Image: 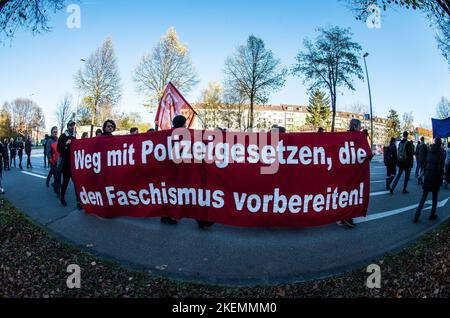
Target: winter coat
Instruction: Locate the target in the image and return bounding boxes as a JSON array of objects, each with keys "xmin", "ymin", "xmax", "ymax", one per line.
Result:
[
  {"xmin": 423, "ymin": 144, "xmax": 445, "ymax": 192},
  {"xmin": 57, "ymin": 131, "xmax": 76, "ymax": 172},
  {"xmin": 384, "ymin": 143, "xmax": 397, "ymax": 166},
  {"xmin": 418, "ymin": 143, "xmax": 429, "ymax": 165},
  {"xmin": 25, "ymin": 140, "xmax": 32, "ymax": 155},
  {"xmin": 46, "ymin": 136, "xmax": 59, "ymax": 165},
  {"xmin": 397, "ymin": 139, "xmax": 414, "ymax": 169}
]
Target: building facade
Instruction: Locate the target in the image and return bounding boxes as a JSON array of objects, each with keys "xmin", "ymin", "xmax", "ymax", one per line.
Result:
[{"xmin": 193, "ymin": 103, "xmax": 390, "ymax": 146}]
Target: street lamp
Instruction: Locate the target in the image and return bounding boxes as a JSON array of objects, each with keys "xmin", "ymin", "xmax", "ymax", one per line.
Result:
[{"xmin": 363, "ymin": 52, "xmax": 374, "ymax": 150}]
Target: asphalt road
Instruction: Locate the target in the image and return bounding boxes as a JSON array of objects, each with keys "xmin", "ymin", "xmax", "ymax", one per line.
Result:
[{"xmin": 3, "ymin": 149, "xmax": 450, "ymax": 286}]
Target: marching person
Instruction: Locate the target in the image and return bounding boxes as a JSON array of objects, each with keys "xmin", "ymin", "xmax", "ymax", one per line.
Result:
[
  {"xmin": 43, "ymin": 134, "xmax": 49, "ymax": 169},
  {"xmin": 95, "ymin": 128, "xmax": 103, "ymax": 137},
  {"xmin": 2, "ymin": 138, "xmax": 9, "ymax": 171},
  {"xmin": 0, "ymin": 140, "xmax": 5, "ymax": 194},
  {"xmin": 57, "ymin": 120, "xmax": 81, "ymax": 208},
  {"xmin": 415, "ymin": 140, "xmax": 421, "ymax": 177},
  {"xmin": 81, "ymin": 132, "xmax": 89, "ymax": 139},
  {"xmin": 413, "ymin": 138, "xmax": 445, "ymax": 223},
  {"xmin": 46, "ymin": 126, "xmax": 61, "ymax": 194},
  {"xmin": 390, "ymin": 131, "xmax": 414, "ymax": 194},
  {"xmin": 130, "ymin": 127, "xmax": 139, "ymax": 135},
  {"xmin": 160, "ymin": 116, "xmax": 185, "ymax": 225},
  {"xmin": 25, "ymin": 135, "xmax": 33, "ymax": 169},
  {"xmin": 417, "ymin": 136, "xmax": 429, "ymax": 185},
  {"xmin": 102, "ymin": 120, "xmax": 116, "ymax": 136},
  {"xmin": 17, "ymin": 137, "xmax": 24, "ymax": 170},
  {"xmin": 444, "ymin": 142, "xmax": 450, "ymax": 190},
  {"xmin": 9, "ymin": 138, "xmax": 16, "ymax": 168},
  {"xmin": 384, "ymin": 137, "xmax": 397, "ymax": 191},
  {"xmin": 337, "ymin": 118, "xmax": 372, "ymax": 229}
]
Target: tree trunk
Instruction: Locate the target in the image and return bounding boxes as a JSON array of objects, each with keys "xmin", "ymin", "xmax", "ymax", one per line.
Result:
[{"xmin": 249, "ymin": 95, "xmax": 254, "ymax": 130}]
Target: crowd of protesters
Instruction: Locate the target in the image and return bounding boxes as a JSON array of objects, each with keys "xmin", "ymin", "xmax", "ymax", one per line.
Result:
[
  {"xmin": 383, "ymin": 131, "xmax": 450, "ymax": 223},
  {"xmin": 1, "ymin": 115, "xmax": 449, "ymax": 229}
]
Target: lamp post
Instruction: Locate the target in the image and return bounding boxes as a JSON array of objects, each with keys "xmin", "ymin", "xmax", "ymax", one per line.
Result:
[{"xmin": 363, "ymin": 53, "xmax": 374, "ymax": 150}]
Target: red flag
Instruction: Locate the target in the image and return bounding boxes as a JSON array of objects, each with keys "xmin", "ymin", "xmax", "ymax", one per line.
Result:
[{"xmin": 155, "ymin": 82, "xmax": 196, "ymax": 130}]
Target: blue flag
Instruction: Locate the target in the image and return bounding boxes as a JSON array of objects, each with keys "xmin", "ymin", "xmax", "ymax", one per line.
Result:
[{"xmin": 432, "ymin": 117, "xmax": 450, "ymax": 138}]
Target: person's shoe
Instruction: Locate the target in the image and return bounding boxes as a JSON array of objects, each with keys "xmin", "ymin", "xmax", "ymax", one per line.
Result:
[
  {"xmin": 413, "ymin": 213, "xmax": 420, "ymax": 223},
  {"xmin": 0, "ymin": 188, "xmax": 5, "ymax": 194},
  {"xmin": 390, "ymin": 188, "xmax": 394, "ymax": 195},
  {"xmin": 429, "ymin": 214, "xmax": 438, "ymax": 221},
  {"xmin": 76, "ymin": 202, "xmax": 83, "ymax": 210},
  {"xmin": 61, "ymin": 198, "xmax": 67, "ymax": 207},
  {"xmin": 197, "ymin": 220, "xmax": 215, "ymax": 229},
  {"xmin": 161, "ymin": 217, "xmax": 178, "ymax": 225},
  {"xmin": 342, "ymin": 219, "xmax": 356, "ymax": 229},
  {"xmin": 402, "ymin": 190, "xmax": 409, "ymax": 194},
  {"xmin": 46, "ymin": 180, "xmax": 50, "ymax": 187}
]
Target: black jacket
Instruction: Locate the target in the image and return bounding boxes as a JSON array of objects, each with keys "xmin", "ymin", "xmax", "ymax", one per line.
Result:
[
  {"xmin": 384, "ymin": 143, "xmax": 397, "ymax": 166},
  {"xmin": 418, "ymin": 143, "xmax": 429, "ymax": 164},
  {"xmin": 57, "ymin": 131, "xmax": 76, "ymax": 172},
  {"xmin": 397, "ymin": 139, "xmax": 414, "ymax": 169},
  {"xmin": 423, "ymin": 144, "xmax": 445, "ymax": 192}
]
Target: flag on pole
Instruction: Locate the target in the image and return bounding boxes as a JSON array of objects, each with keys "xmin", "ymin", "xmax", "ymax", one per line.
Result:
[{"xmin": 155, "ymin": 82, "xmax": 196, "ymax": 130}]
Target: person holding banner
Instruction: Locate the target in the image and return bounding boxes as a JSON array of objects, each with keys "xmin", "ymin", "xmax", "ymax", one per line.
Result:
[
  {"xmin": 57, "ymin": 120, "xmax": 81, "ymax": 208},
  {"xmin": 445, "ymin": 142, "xmax": 450, "ymax": 189},
  {"xmin": 337, "ymin": 118, "xmax": 366, "ymax": 229},
  {"xmin": 102, "ymin": 120, "xmax": 116, "ymax": 136}
]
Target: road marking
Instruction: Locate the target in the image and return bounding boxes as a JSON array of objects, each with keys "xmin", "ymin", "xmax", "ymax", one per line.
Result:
[
  {"xmin": 370, "ymin": 180, "xmax": 385, "ymax": 184},
  {"xmin": 370, "ymin": 191, "xmax": 390, "ymax": 197},
  {"xmin": 21, "ymin": 171, "xmax": 46, "ymax": 179},
  {"xmin": 354, "ymin": 197, "xmax": 450, "ymax": 224}
]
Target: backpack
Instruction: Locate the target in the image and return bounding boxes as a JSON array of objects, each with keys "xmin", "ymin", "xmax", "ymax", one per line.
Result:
[{"xmin": 398, "ymin": 141, "xmax": 407, "ymax": 163}]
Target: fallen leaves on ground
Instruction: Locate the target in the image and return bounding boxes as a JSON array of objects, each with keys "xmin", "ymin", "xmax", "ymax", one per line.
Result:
[{"xmin": 1, "ymin": 199, "xmax": 449, "ymax": 298}]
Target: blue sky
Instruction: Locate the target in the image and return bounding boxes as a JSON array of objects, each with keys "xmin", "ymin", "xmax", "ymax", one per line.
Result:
[{"xmin": 0, "ymin": 0, "xmax": 449, "ymax": 130}]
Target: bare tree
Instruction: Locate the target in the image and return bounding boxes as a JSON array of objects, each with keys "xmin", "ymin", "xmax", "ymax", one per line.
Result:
[
  {"xmin": 75, "ymin": 37, "xmax": 122, "ymax": 136},
  {"xmin": 402, "ymin": 112, "xmax": 415, "ymax": 135},
  {"xmin": 436, "ymin": 96, "xmax": 450, "ymax": 119},
  {"xmin": 0, "ymin": 0, "xmax": 70, "ymax": 43},
  {"xmin": 55, "ymin": 94, "xmax": 73, "ymax": 133},
  {"xmin": 292, "ymin": 26, "xmax": 364, "ymax": 132},
  {"xmin": 198, "ymin": 82, "xmax": 223, "ymax": 129},
  {"xmin": 346, "ymin": 0, "xmax": 450, "ymax": 67},
  {"xmin": 347, "ymin": 102, "xmax": 369, "ymax": 115},
  {"xmin": 224, "ymin": 35, "xmax": 287, "ymax": 129},
  {"xmin": 3, "ymin": 98, "xmax": 45, "ymax": 136},
  {"xmin": 30, "ymin": 105, "xmax": 46, "ymax": 143},
  {"xmin": 133, "ymin": 27, "xmax": 199, "ymax": 109},
  {"xmin": 222, "ymin": 86, "xmax": 247, "ymax": 130}
]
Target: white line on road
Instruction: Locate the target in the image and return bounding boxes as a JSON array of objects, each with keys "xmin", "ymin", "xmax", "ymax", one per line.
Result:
[
  {"xmin": 21, "ymin": 171, "xmax": 46, "ymax": 179},
  {"xmin": 354, "ymin": 197, "xmax": 450, "ymax": 224},
  {"xmin": 370, "ymin": 180, "xmax": 385, "ymax": 184},
  {"xmin": 370, "ymin": 191, "xmax": 390, "ymax": 197}
]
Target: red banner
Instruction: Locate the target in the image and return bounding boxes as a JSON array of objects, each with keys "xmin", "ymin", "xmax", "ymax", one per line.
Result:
[
  {"xmin": 71, "ymin": 130, "xmax": 371, "ymax": 228},
  {"xmin": 155, "ymin": 82, "xmax": 196, "ymax": 130}
]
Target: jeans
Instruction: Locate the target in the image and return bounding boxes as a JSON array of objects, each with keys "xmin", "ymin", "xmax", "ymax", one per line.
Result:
[
  {"xmin": 47, "ymin": 164, "xmax": 61, "ymax": 193},
  {"xmin": 391, "ymin": 166, "xmax": 411, "ymax": 192}
]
